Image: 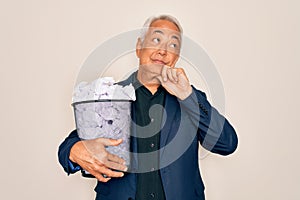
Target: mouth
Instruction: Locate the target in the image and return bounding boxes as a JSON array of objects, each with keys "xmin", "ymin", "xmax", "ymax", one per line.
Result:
[{"xmin": 152, "ymin": 59, "xmax": 167, "ymax": 65}]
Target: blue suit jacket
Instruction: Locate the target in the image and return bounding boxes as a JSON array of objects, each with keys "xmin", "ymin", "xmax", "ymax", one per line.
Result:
[{"xmin": 58, "ymin": 72, "xmax": 238, "ymax": 200}]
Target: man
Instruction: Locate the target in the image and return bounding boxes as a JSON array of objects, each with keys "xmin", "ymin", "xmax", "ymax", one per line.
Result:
[{"xmin": 58, "ymin": 15, "xmax": 238, "ymax": 200}]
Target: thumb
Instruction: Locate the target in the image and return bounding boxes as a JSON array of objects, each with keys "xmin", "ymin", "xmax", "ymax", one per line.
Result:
[{"xmin": 99, "ymin": 138, "xmax": 122, "ymax": 146}]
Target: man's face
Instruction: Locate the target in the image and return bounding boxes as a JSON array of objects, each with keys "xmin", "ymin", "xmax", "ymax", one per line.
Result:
[{"xmin": 136, "ymin": 19, "xmax": 181, "ymax": 75}]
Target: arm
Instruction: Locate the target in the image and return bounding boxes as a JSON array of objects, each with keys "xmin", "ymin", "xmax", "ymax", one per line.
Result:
[
  {"xmin": 157, "ymin": 66, "xmax": 238, "ymax": 155},
  {"xmin": 58, "ymin": 130, "xmax": 81, "ymax": 175},
  {"xmin": 179, "ymin": 87, "xmax": 238, "ymax": 155},
  {"xmin": 58, "ymin": 130, "xmax": 128, "ymax": 182}
]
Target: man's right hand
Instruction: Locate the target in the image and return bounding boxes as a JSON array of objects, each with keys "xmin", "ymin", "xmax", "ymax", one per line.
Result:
[{"xmin": 69, "ymin": 138, "xmax": 127, "ymax": 182}]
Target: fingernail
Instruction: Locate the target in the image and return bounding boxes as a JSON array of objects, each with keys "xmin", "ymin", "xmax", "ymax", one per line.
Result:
[
  {"xmin": 120, "ymin": 173, "xmax": 124, "ymax": 177},
  {"xmin": 124, "ymin": 167, "xmax": 128, "ymax": 171}
]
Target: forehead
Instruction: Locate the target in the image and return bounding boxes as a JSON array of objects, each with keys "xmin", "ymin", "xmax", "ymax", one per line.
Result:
[
  {"xmin": 147, "ymin": 19, "xmax": 181, "ymax": 37},
  {"xmin": 150, "ymin": 19, "xmax": 180, "ymax": 32}
]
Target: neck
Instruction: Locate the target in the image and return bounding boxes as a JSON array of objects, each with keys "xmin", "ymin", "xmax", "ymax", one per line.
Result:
[{"xmin": 137, "ymin": 70, "xmax": 160, "ymax": 94}]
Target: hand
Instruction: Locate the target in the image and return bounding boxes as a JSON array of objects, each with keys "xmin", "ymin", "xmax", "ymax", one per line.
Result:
[
  {"xmin": 156, "ymin": 66, "xmax": 192, "ymax": 100},
  {"xmin": 69, "ymin": 138, "xmax": 127, "ymax": 182}
]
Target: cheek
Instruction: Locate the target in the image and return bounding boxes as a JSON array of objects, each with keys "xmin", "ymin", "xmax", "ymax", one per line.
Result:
[
  {"xmin": 169, "ymin": 54, "xmax": 179, "ymax": 65},
  {"xmin": 139, "ymin": 49, "xmax": 153, "ymax": 62}
]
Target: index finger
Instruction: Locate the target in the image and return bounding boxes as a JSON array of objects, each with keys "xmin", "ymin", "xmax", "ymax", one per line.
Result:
[
  {"xmin": 107, "ymin": 152, "xmax": 126, "ymax": 165},
  {"xmin": 161, "ymin": 65, "xmax": 170, "ymax": 82}
]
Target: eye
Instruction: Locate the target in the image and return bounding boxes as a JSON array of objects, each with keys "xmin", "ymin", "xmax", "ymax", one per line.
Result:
[
  {"xmin": 152, "ymin": 38, "xmax": 160, "ymax": 43},
  {"xmin": 169, "ymin": 43, "xmax": 177, "ymax": 48}
]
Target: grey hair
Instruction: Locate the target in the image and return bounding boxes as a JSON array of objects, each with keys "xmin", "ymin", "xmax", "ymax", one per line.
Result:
[{"xmin": 139, "ymin": 14, "xmax": 183, "ymax": 43}]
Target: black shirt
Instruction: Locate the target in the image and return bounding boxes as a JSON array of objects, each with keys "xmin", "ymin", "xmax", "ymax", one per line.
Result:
[{"xmin": 133, "ymin": 82, "xmax": 166, "ymax": 200}]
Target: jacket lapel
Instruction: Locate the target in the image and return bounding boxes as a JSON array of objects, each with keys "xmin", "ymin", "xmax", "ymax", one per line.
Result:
[{"xmin": 160, "ymin": 93, "xmax": 180, "ymax": 157}]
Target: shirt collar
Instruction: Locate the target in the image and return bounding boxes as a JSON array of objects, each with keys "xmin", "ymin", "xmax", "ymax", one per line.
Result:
[{"xmin": 133, "ymin": 72, "xmax": 165, "ymax": 97}]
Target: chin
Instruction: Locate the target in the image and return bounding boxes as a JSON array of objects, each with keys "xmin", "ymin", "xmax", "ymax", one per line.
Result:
[{"xmin": 141, "ymin": 63, "xmax": 164, "ymax": 74}]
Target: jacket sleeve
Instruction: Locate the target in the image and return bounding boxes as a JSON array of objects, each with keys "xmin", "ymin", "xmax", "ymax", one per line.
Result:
[
  {"xmin": 58, "ymin": 129, "xmax": 82, "ymax": 175},
  {"xmin": 179, "ymin": 86, "xmax": 238, "ymax": 155}
]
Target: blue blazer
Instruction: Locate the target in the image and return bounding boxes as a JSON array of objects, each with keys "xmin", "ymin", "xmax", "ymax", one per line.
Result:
[{"xmin": 58, "ymin": 72, "xmax": 238, "ymax": 200}]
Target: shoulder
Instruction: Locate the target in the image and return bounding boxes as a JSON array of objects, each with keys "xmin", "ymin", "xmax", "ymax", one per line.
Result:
[
  {"xmin": 117, "ymin": 71, "xmax": 138, "ymax": 86},
  {"xmin": 191, "ymin": 85, "xmax": 207, "ymax": 99}
]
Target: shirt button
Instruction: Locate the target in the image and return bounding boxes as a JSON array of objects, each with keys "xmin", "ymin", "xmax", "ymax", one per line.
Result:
[
  {"xmin": 150, "ymin": 167, "xmax": 155, "ymax": 171},
  {"xmin": 150, "ymin": 143, "xmax": 155, "ymax": 148},
  {"xmin": 150, "ymin": 193, "xmax": 155, "ymax": 198},
  {"xmin": 151, "ymin": 118, "xmax": 154, "ymax": 122}
]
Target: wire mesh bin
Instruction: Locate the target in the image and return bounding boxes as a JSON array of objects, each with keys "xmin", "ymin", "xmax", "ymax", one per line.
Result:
[{"xmin": 72, "ymin": 99, "xmax": 132, "ymax": 177}]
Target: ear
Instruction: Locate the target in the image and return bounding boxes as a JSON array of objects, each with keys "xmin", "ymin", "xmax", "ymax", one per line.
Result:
[{"xmin": 135, "ymin": 38, "xmax": 142, "ymax": 58}]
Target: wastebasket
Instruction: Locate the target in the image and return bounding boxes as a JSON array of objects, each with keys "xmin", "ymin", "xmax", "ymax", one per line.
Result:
[{"xmin": 72, "ymin": 99, "xmax": 132, "ymax": 177}]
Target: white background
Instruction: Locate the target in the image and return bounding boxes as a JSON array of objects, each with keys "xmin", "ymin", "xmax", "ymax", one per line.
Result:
[{"xmin": 0, "ymin": 0, "xmax": 299, "ymax": 199}]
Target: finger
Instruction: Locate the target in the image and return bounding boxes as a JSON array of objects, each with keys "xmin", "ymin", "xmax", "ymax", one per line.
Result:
[
  {"xmin": 99, "ymin": 138, "xmax": 122, "ymax": 147},
  {"xmin": 107, "ymin": 152, "xmax": 126, "ymax": 165},
  {"xmin": 161, "ymin": 65, "xmax": 168, "ymax": 82},
  {"xmin": 103, "ymin": 169, "xmax": 124, "ymax": 178},
  {"xmin": 94, "ymin": 165, "xmax": 125, "ymax": 178},
  {"xmin": 177, "ymin": 69, "xmax": 190, "ymax": 84},
  {"xmin": 80, "ymin": 166, "xmax": 112, "ymax": 182},
  {"xmin": 94, "ymin": 152, "xmax": 127, "ymax": 171},
  {"xmin": 166, "ymin": 68, "xmax": 176, "ymax": 83},
  {"xmin": 94, "ymin": 173, "xmax": 111, "ymax": 182},
  {"xmin": 171, "ymin": 68, "xmax": 178, "ymax": 82},
  {"xmin": 176, "ymin": 68, "xmax": 185, "ymax": 77},
  {"xmin": 103, "ymin": 159, "xmax": 128, "ymax": 172},
  {"xmin": 102, "ymin": 174, "xmax": 109, "ymax": 178}
]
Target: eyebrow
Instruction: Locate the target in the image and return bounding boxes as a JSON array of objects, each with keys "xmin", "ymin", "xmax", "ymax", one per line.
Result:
[
  {"xmin": 171, "ymin": 35, "xmax": 180, "ymax": 42},
  {"xmin": 152, "ymin": 29, "xmax": 181, "ymax": 42},
  {"xmin": 152, "ymin": 30, "xmax": 164, "ymax": 35}
]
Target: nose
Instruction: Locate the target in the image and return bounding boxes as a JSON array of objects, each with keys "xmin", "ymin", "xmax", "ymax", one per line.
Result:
[
  {"xmin": 157, "ymin": 44, "xmax": 167, "ymax": 56},
  {"xmin": 158, "ymin": 49, "xmax": 167, "ymax": 56}
]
